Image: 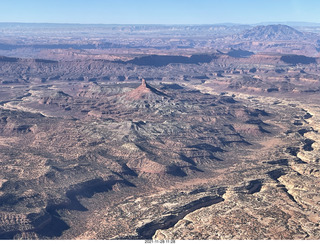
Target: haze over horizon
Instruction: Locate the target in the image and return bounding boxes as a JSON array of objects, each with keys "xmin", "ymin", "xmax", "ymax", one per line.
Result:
[{"xmin": 1, "ymin": 0, "xmax": 320, "ymax": 25}]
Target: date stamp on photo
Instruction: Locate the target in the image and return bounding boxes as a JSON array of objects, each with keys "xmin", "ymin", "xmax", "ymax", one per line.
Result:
[{"xmin": 145, "ymin": 240, "xmax": 176, "ymax": 244}]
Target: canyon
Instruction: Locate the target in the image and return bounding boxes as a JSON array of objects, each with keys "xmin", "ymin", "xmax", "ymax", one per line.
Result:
[{"xmin": 0, "ymin": 23, "xmax": 320, "ymax": 240}]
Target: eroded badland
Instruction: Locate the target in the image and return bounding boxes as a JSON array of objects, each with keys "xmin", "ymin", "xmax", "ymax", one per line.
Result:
[{"xmin": 0, "ymin": 23, "xmax": 320, "ymax": 239}]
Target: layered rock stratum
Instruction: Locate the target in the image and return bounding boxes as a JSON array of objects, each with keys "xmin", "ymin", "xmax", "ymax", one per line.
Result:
[{"xmin": 0, "ymin": 23, "xmax": 320, "ymax": 240}]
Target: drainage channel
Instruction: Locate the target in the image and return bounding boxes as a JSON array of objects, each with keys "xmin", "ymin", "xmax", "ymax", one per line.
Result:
[{"xmin": 134, "ymin": 195, "xmax": 224, "ymax": 239}]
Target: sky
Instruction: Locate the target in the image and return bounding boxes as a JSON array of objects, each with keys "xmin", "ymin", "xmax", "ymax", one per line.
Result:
[{"xmin": 0, "ymin": 0, "xmax": 320, "ymax": 25}]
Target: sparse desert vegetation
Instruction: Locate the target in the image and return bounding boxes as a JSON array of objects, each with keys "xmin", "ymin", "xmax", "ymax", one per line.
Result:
[{"xmin": 0, "ymin": 23, "xmax": 320, "ymax": 240}]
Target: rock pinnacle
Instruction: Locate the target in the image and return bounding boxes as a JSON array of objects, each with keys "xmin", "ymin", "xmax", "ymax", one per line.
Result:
[{"xmin": 141, "ymin": 78, "xmax": 147, "ymax": 87}]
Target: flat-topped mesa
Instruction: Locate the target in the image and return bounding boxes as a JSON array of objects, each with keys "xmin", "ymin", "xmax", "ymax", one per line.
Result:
[{"xmin": 124, "ymin": 79, "xmax": 167, "ymax": 100}]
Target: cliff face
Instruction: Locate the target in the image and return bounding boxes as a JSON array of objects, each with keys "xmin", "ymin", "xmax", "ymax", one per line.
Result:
[
  {"xmin": 0, "ymin": 53, "xmax": 318, "ymax": 85},
  {"xmin": 1, "ymin": 23, "xmax": 320, "ymax": 240}
]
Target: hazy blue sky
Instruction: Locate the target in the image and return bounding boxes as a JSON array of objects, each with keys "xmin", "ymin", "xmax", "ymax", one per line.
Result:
[{"xmin": 0, "ymin": 0, "xmax": 320, "ymax": 24}]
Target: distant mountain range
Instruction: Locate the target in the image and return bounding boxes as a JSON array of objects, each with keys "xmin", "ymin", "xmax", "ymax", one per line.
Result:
[{"xmin": 0, "ymin": 23, "xmax": 319, "ymax": 58}]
